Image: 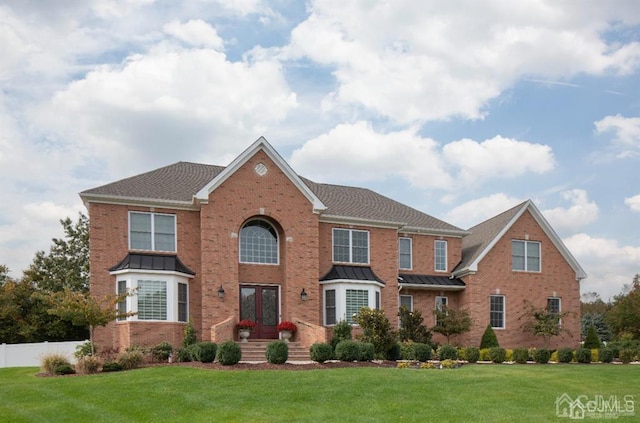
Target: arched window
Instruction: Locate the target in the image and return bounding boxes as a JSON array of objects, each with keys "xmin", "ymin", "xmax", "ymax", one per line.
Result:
[{"xmin": 239, "ymin": 220, "xmax": 278, "ymax": 264}]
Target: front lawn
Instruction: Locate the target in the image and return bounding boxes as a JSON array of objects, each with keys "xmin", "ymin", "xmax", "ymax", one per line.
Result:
[{"xmin": 0, "ymin": 364, "xmax": 637, "ymax": 422}]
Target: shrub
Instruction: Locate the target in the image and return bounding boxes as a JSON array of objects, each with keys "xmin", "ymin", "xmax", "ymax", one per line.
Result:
[
  {"xmin": 197, "ymin": 342, "xmax": 218, "ymax": 363},
  {"xmin": 386, "ymin": 342, "xmax": 403, "ymax": 361},
  {"xmin": 76, "ymin": 355, "xmax": 101, "ymax": 374},
  {"xmin": 353, "ymin": 308, "xmax": 398, "ymax": 359},
  {"xmin": 265, "ymin": 341, "xmax": 288, "ymax": 364},
  {"xmin": 98, "ymin": 346, "xmax": 119, "ymax": 363},
  {"xmin": 479, "ymin": 348, "xmax": 490, "ymax": 361},
  {"xmin": 488, "ymin": 347, "xmax": 506, "ymax": 363},
  {"xmin": 175, "ymin": 347, "xmax": 192, "ymax": 362},
  {"xmin": 505, "ymin": 349, "xmax": 513, "ymax": 362},
  {"xmin": 533, "ymin": 349, "xmax": 551, "ymax": 364},
  {"xmin": 557, "ymin": 347, "xmax": 574, "ymax": 363},
  {"xmin": 74, "ymin": 341, "xmax": 95, "ymax": 359},
  {"xmin": 438, "ymin": 344, "xmax": 458, "ymax": 361},
  {"xmin": 513, "ymin": 348, "xmax": 529, "ymax": 364},
  {"xmin": 117, "ymin": 349, "xmax": 145, "ymax": 370},
  {"xmin": 359, "ymin": 342, "xmax": 375, "ymax": 361},
  {"xmin": 102, "ymin": 362, "xmax": 123, "ymax": 372},
  {"xmin": 217, "ymin": 341, "xmax": 242, "ymax": 365},
  {"xmin": 310, "ymin": 343, "xmax": 333, "ymax": 363},
  {"xmin": 599, "ymin": 348, "xmax": 614, "ymax": 363},
  {"xmin": 150, "ymin": 342, "xmax": 173, "ymax": 362},
  {"xmin": 413, "ymin": 343, "xmax": 432, "ymax": 362},
  {"xmin": 398, "ymin": 306, "xmax": 432, "ymax": 344},
  {"xmin": 182, "ymin": 319, "xmax": 197, "ymax": 347},
  {"xmin": 480, "ymin": 325, "xmax": 499, "ymax": 349},
  {"xmin": 590, "ymin": 349, "xmax": 599, "ymax": 363},
  {"xmin": 335, "ymin": 340, "xmax": 361, "ymax": 362},
  {"xmin": 576, "ymin": 347, "xmax": 591, "ymax": 364},
  {"xmin": 583, "ymin": 325, "xmax": 601, "ymax": 349},
  {"xmin": 440, "ymin": 359, "xmax": 458, "ymax": 369},
  {"xmin": 400, "ymin": 342, "xmax": 415, "ymax": 360},
  {"xmin": 185, "ymin": 343, "xmax": 201, "ymax": 361},
  {"xmin": 420, "ymin": 361, "xmax": 437, "ymax": 369},
  {"xmin": 41, "ymin": 353, "xmax": 72, "ymax": 375},
  {"xmin": 464, "ymin": 347, "xmax": 479, "ymax": 363},
  {"xmin": 397, "ymin": 361, "xmax": 411, "ymax": 368},
  {"xmin": 619, "ymin": 349, "xmax": 635, "ymax": 364},
  {"xmin": 330, "ymin": 320, "xmax": 352, "ymax": 351},
  {"xmin": 55, "ymin": 364, "xmax": 76, "ymax": 375}
]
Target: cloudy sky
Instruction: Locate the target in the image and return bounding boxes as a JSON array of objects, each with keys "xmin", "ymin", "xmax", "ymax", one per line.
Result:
[{"xmin": 1, "ymin": 0, "xmax": 638, "ymax": 300}]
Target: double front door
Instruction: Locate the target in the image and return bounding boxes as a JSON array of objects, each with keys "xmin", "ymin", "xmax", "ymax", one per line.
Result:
[{"xmin": 240, "ymin": 285, "xmax": 279, "ymax": 339}]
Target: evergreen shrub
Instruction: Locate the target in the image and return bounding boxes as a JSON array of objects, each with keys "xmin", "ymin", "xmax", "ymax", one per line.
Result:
[
  {"xmin": 488, "ymin": 347, "xmax": 506, "ymax": 363},
  {"xmin": 557, "ymin": 347, "xmax": 574, "ymax": 363},
  {"xmin": 359, "ymin": 342, "xmax": 375, "ymax": 361},
  {"xmin": 266, "ymin": 341, "xmax": 288, "ymax": 364},
  {"xmin": 480, "ymin": 325, "xmax": 499, "ymax": 349},
  {"xmin": 438, "ymin": 344, "xmax": 458, "ymax": 360},
  {"xmin": 197, "ymin": 342, "xmax": 217, "ymax": 363},
  {"xmin": 216, "ymin": 341, "xmax": 241, "ymax": 365},
  {"xmin": 413, "ymin": 343, "xmax": 432, "ymax": 362},
  {"xmin": 576, "ymin": 347, "xmax": 592, "ymax": 364},
  {"xmin": 310, "ymin": 343, "xmax": 333, "ymax": 363},
  {"xmin": 513, "ymin": 348, "xmax": 529, "ymax": 364},
  {"xmin": 599, "ymin": 347, "xmax": 614, "ymax": 363},
  {"xmin": 335, "ymin": 340, "xmax": 361, "ymax": 362},
  {"xmin": 464, "ymin": 347, "xmax": 479, "ymax": 363},
  {"xmin": 533, "ymin": 349, "xmax": 551, "ymax": 364}
]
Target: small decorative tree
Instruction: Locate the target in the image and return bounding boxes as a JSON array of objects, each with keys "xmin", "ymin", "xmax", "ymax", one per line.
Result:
[
  {"xmin": 353, "ymin": 307, "xmax": 397, "ymax": 358},
  {"xmin": 519, "ymin": 301, "xmax": 570, "ymax": 347},
  {"xmin": 431, "ymin": 305, "xmax": 472, "ymax": 344},
  {"xmin": 480, "ymin": 325, "xmax": 500, "ymax": 349},
  {"xmin": 583, "ymin": 325, "xmax": 602, "ymax": 349},
  {"xmin": 398, "ymin": 306, "xmax": 432, "ymax": 344},
  {"xmin": 182, "ymin": 318, "xmax": 197, "ymax": 347}
]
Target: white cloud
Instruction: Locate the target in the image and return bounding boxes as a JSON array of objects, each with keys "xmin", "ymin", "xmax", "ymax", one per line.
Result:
[
  {"xmin": 163, "ymin": 19, "xmax": 225, "ymax": 50},
  {"xmin": 625, "ymin": 194, "xmax": 640, "ymax": 212},
  {"xmin": 542, "ymin": 189, "xmax": 599, "ymax": 232},
  {"xmin": 444, "ymin": 193, "xmax": 524, "ymax": 229},
  {"xmin": 564, "ymin": 233, "xmax": 640, "ymax": 301},
  {"xmin": 594, "ymin": 114, "xmax": 640, "ymax": 158}
]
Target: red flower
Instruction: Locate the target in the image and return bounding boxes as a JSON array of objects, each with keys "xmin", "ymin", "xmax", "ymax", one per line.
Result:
[
  {"xmin": 237, "ymin": 319, "xmax": 256, "ymax": 330},
  {"xmin": 277, "ymin": 321, "xmax": 297, "ymax": 332}
]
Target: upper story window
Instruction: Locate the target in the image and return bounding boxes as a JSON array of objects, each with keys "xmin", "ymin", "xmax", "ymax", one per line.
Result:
[
  {"xmin": 399, "ymin": 237, "xmax": 412, "ymax": 270},
  {"xmin": 512, "ymin": 240, "xmax": 541, "ymax": 272},
  {"xmin": 435, "ymin": 240, "xmax": 447, "ymax": 272},
  {"xmin": 333, "ymin": 228, "xmax": 369, "ymax": 264},
  {"xmin": 129, "ymin": 212, "xmax": 176, "ymax": 252},
  {"xmin": 240, "ymin": 220, "xmax": 278, "ymax": 264}
]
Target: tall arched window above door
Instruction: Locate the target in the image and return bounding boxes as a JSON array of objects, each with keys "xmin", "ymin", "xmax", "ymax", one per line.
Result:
[{"xmin": 239, "ymin": 220, "xmax": 279, "ymax": 264}]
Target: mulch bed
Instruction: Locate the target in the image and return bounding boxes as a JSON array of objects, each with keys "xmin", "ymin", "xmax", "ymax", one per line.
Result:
[{"xmin": 168, "ymin": 360, "xmax": 397, "ymax": 371}]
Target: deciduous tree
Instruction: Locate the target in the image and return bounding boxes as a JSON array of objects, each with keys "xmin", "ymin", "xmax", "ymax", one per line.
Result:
[
  {"xmin": 606, "ymin": 274, "xmax": 640, "ymax": 340},
  {"xmin": 431, "ymin": 305, "xmax": 472, "ymax": 344}
]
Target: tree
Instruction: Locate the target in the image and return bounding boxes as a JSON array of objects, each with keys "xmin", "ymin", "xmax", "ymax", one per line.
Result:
[
  {"xmin": 23, "ymin": 213, "xmax": 89, "ymax": 293},
  {"xmin": 353, "ymin": 308, "xmax": 397, "ymax": 358},
  {"xmin": 480, "ymin": 325, "xmax": 499, "ymax": 348},
  {"xmin": 583, "ymin": 325, "xmax": 601, "ymax": 349},
  {"xmin": 581, "ymin": 313, "xmax": 612, "ymax": 342},
  {"xmin": 0, "ymin": 264, "xmax": 9, "ymax": 286},
  {"xmin": 398, "ymin": 306, "xmax": 432, "ymax": 344},
  {"xmin": 46, "ymin": 288, "xmax": 136, "ymax": 353},
  {"xmin": 606, "ymin": 274, "xmax": 640, "ymax": 340},
  {"xmin": 431, "ymin": 305, "xmax": 472, "ymax": 344},
  {"xmin": 520, "ymin": 301, "xmax": 570, "ymax": 347},
  {"xmin": 581, "ymin": 291, "xmax": 610, "ymax": 316}
]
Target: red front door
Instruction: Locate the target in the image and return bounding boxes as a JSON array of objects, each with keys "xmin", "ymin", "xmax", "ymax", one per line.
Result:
[{"xmin": 240, "ymin": 285, "xmax": 279, "ymax": 339}]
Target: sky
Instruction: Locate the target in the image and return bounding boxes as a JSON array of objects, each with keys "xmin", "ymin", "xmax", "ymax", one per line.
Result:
[{"xmin": 1, "ymin": 0, "xmax": 638, "ymax": 301}]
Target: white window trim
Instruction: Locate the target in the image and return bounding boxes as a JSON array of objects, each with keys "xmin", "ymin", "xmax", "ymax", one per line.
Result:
[
  {"xmin": 435, "ymin": 240, "xmax": 448, "ymax": 272},
  {"xmin": 399, "ymin": 237, "xmax": 412, "ymax": 270},
  {"xmin": 490, "ymin": 295, "xmax": 506, "ymax": 330},
  {"xmin": 399, "ymin": 294, "xmax": 413, "ymax": 311},
  {"xmin": 321, "ymin": 280, "xmax": 381, "ymax": 325},
  {"xmin": 238, "ymin": 219, "xmax": 280, "ymax": 265},
  {"xmin": 512, "ymin": 240, "xmax": 542, "ymax": 273},
  {"xmin": 332, "ymin": 228, "xmax": 370, "ymax": 265},
  {"xmin": 547, "ymin": 297, "xmax": 562, "ymax": 326},
  {"xmin": 128, "ymin": 211, "xmax": 177, "ymax": 252}
]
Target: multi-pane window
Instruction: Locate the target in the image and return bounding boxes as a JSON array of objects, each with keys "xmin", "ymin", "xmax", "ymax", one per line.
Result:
[
  {"xmin": 512, "ymin": 240, "xmax": 541, "ymax": 272},
  {"xmin": 435, "ymin": 296, "xmax": 448, "ymax": 324},
  {"xmin": 490, "ymin": 295, "xmax": 505, "ymax": 329},
  {"xmin": 138, "ymin": 280, "xmax": 167, "ymax": 320},
  {"xmin": 435, "ymin": 240, "xmax": 448, "ymax": 272},
  {"xmin": 400, "ymin": 295, "xmax": 413, "ymax": 312},
  {"xmin": 325, "ymin": 289, "xmax": 336, "ymax": 325},
  {"xmin": 346, "ymin": 289, "xmax": 369, "ymax": 324},
  {"xmin": 129, "ymin": 212, "xmax": 176, "ymax": 252},
  {"xmin": 547, "ymin": 297, "xmax": 561, "ymax": 324},
  {"xmin": 178, "ymin": 283, "xmax": 188, "ymax": 322},
  {"xmin": 399, "ymin": 237, "xmax": 412, "ymax": 270},
  {"xmin": 240, "ymin": 220, "xmax": 278, "ymax": 264},
  {"xmin": 117, "ymin": 280, "xmax": 127, "ymax": 321},
  {"xmin": 333, "ymin": 229, "xmax": 369, "ymax": 264}
]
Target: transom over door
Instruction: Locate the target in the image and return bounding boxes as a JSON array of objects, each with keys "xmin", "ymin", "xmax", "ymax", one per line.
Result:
[{"xmin": 240, "ymin": 285, "xmax": 279, "ymax": 339}]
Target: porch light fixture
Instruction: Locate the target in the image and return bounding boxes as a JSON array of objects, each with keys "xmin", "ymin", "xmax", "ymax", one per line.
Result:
[
  {"xmin": 217, "ymin": 285, "xmax": 225, "ymax": 299},
  {"xmin": 300, "ymin": 288, "xmax": 308, "ymax": 301}
]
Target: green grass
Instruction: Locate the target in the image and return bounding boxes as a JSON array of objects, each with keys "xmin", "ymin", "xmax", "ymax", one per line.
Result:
[{"xmin": 0, "ymin": 364, "xmax": 638, "ymax": 422}]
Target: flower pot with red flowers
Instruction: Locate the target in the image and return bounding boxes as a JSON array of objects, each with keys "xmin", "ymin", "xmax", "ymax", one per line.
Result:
[
  {"xmin": 277, "ymin": 321, "xmax": 297, "ymax": 343},
  {"xmin": 236, "ymin": 319, "xmax": 256, "ymax": 343}
]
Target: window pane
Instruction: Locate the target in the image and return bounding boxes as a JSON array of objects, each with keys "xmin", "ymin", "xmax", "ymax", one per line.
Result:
[
  {"xmin": 178, "ymin": 283, "xmax": 188, "ymax": 322},
  {"xmin": 346, "ymin": 289, "xmax": 368, "ymax": 324},
  {"xmin": 490, "ymin": 296, "xmax": 504, "ymax": 328},
  {"xmin": 325, "ymin": 289, "xmax": 336, "ymax": 325},
  {"xmin": 399, "ymin": 238, "xmax": 412, "ymax": 269},
  {"xmin": 512, "ymin": 240, "xmax": 525, "ymax": 271},
  {"xmin": 240, "ymin": 287, "xmax": 256, "ymax": 321},
  {"xmin": 138, "ymin": 280, "xmax": 167, "ymax": 320},
  {"xmin": 154, "ymin": 215, "xmax": 176, "ymax": 251},
  {"xmin": 130, "ymin": 213, "xmax": 152, "ymax": 250},
  {"xmin": 117, "ymin": 280, "xmax": 127, "ymax": 321},
  {"xmin": 547, "ymin": 298, "xmax": 560, "ymax": 315},
  {"xmin": 240, "ymin": 220, "xmax": 278, "ymax": 264},
  {"xmin": 333, "ymin": 229, "xmax": 350, "ymax": 262},
  {"xmin": 262, "ymin": 288, "xmax": 277, "ymax": 326},
  {"xmin": 351, "ymin": 231, "xmax": 369, "ymax": 263},
  {"xmin": 527, "ymin": 242, "xmax": 540, "ymax": 271},
  {"xmin": 400, "ymin": 295, "xmax": 412, "ymax": 311},
  {"xmin": 435, "ymin": 240, "xmax": 447, "ymax": 271}
]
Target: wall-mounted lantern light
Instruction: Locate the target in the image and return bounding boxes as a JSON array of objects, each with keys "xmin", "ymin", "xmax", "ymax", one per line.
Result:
[
  {"xmin": 300, "ymin": 288, "xmax": 308, "ymax": 301},
  {"xmin": 217, "ymin": 285, "xmax": 225, "ymax": 299}
]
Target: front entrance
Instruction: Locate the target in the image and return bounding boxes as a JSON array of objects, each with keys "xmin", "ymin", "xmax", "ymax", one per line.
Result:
[{"xmin": 240, "ymin": 285, "xmax": 279, "ymax": 339}]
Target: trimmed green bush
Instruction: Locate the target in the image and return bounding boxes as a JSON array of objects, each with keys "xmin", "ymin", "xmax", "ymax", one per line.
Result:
[
  {"xmin": 513, "ymin": 348, "xmax": 529, "ymax": 364},
  {"xmin": 265, "ymin": 341, "xmax": 288, "ymax": 364},
  {"xmin": 557, "ymin": 347, "xmax": 574, "ymax": 363},
  {"xmin": 359, "ymin": 342, "xmax": 375, "ymax": 361},
  {"xmin": 151, "ymin": 342, "xmax": 173, "ymax": 362},
  {"xmin": 41, "ymin": 353, "xmax": 72, "ymax": 375},
  {"xmin": 599, "ymin": 347, "xmax": 614, "ymax": 363},
  {"xmin": 175, "ymin": 347, "xmax": 192, "ymax": 362},
  {"xmin": 480, "ymin": 325, "xmax": 499, "ymax": 349},
  {"xmin": 576, "ymin": 347, "xmax": 591, "ymax": 364},
  {"xmin": 117, "ymin": 349, "xmax": 145, "ymax": 370},
  {"xmin": 197, "ymin": 342, "xmax": 217, "ymax": 363},
  {"xmin": 488, "ymin": 347, "xmax": 506, "ymax": 363},
  {"xmin": 101, "ymin": 362, "xmax": 123, "ymax": 372},
  {"xmin": 330, "ymin": 320, "xmax": 352, "ymax": 351},
  {"xmin": 400, "ymin": 342, "xmax": 415, "ymax": 360},
  {"xmin": 619, "ymin": 349, "xmax": 635, "ymax": 364},
  {"xmin": 55, "ymin": 364, "xmax": 76, "ymax": 375},
  {"xmin": 185, "ymin": 344, "xmax": 201, "ymax": 361},
  {"xmin": 335, "ymin": 340, "xmax": 361, "ymax": 362},
  {"xmin": 414, "ymin": 343, "xmax": 432, "ymax": 362},
  {"xmin": 533, "ymin": 349, "xmax": 551, "ymax": 364},
  {"xmin": 479, "ymin": 348, "xmax": 490, "ymax": 361},
  {"xmin": 310, "ymin": 343, "xmax": 333, "ymax": 363},
  {"xmin": 386, "ymin": 342, "xmax": 402, "ymax": 361},
  {"xmin": 216, "ymin": 341, "xmax": 242, "ymax": 365},
  {"xmin": 464, "ymin": 347, "xmax": 479, "ymax": 363},
  {"xmin": 583, "ymin": 326, "xmax": 601, "ymax": 349},
  {"xmin": 438, "ymin": 344, "xmax": 458, "ymax": 360}
]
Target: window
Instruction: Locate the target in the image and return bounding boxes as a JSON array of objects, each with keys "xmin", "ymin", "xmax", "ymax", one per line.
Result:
[
  {"xmin": 399, "ymin": 238, "xmax": 412, "ymax": 270},
  {"xmin": 512, "ymin": 240, "xmax": 540, "ymax": 272},
  {"xmin": 138, "ymin": 280, "xmax": 167, "ymax": 320},
  {"xmin": 346, "ymin": 289, "xmax": 368, "ymax": 324},
  {"xmin": 400, "ymin": 295, "xmax": 413, "ymax": 311},
  {"xmin": 333, "ymin": 228, "xmax": 369, "ymax": 264},
  {"xmin": 490, "ymin": 295, "xmax": 505, "ymax": 329},
  {"xmin": 240, "ymin": 220, "xmax": 278, "ymax": 264},
  {"xmin": 117, "ymin": 280, "xmax": 127, "ymax": 321},
  {"xmin": 547, "ymin": 297, "xmax": 561, "ymax": 324},
  {"xmin": 435, "ymin": 296, "xmax": 448, "ymax": 324},
  {"xmin": 178, "ymin": 283, "xmax": 188, "ymax": 322},
  {"xmin": 435, "ymin": 240, "xmax": 447, "ymax": 272},
  {"xmin": 375, "ymin": 291, "xmax": 380, "ymax": 310},
  {"xmin": 325, "ymin": 289, "xmax": 336, "ymax": 325},
  {"xmin": 129, "ymin": 212, "xmax": 176, "ymax": 252}
]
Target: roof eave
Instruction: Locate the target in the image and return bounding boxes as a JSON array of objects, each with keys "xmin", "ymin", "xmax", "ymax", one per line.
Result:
[
  {"xmin": 80, "ymin": 193, "xmax": 199, "ymax": 211},
  {"xmin": 399, "ymin": 283, "xmax": 465, "ymax": 291},
  {"xmin": 400, "ymin": 226, "xmax": 470, "ymax": 238}
]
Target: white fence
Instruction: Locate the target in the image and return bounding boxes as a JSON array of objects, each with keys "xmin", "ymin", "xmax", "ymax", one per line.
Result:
[{"xmin": 0, "ymin": 340, "xmax": 87, "ymax": 368}]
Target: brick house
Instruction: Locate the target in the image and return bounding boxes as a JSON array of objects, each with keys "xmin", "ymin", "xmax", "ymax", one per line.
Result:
[{"xmin": 80, "ymin": 137, "xmax": 586, "ymax": 350}]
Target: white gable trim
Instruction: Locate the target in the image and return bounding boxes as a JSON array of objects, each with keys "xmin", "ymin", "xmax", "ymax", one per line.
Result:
[
  {"xmin": 194, "ymin": 137, "xmax": 326, "ymax": 213},
  {"xmin": 454, "ymin": 200, "xmax": 587, "ymax": 281}
]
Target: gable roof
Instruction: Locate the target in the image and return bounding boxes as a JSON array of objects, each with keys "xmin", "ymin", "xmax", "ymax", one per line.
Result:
[
  {"xmin": 452, "ymin": 200, "xmax": 587, "ymax": 281},
  {"xmin": 80, "ymin": 138, "xmax": 466, "ymax": 235}
]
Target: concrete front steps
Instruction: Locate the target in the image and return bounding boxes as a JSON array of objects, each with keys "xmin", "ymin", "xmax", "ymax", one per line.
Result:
[{"xmin": 238, "ymin": 340, "xmax": 311, "ymax": 362}]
